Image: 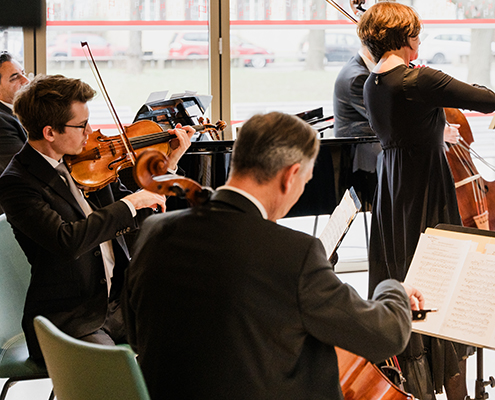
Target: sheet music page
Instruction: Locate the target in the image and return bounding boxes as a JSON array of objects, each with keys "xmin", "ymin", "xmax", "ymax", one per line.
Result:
[
  {"xmin": 483, "ymin": 243, "xmax": 495, "ymax": 255},
  {"xmin": 145, "ymin": 90, "xmax": 169, "ymax": 104},
  {"xmin": 405, "ymin": 234, "xmax": 471, "ymax": 334},
  {"xmin": 438, "ymin": 252, "xmax": 495, "ymax": 348},
  {"xmin": 318, "ymin": 189, "xmax": 359, "ymax": 259}
]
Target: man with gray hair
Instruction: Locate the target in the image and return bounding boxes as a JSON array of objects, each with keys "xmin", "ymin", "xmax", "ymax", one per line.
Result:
[{"xmin": 122, "ymin": 111, "xmax": 423, "ymax": 400}]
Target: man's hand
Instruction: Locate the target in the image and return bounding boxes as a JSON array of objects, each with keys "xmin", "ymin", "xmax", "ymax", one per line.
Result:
[
  {"xmin": 124, "ymin": 189, "xmax": 167, "ymax": 212},
  {"xmin": 167, "ymin": 123, "xmax": 195, "ymax": 171},
  {"xmin": 400, "ymin": 283, "xmax": 425, "ymax": 311}
]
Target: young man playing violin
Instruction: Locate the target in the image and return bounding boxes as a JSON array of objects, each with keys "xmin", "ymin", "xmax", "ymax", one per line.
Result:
[{"xmin": 0, "ymin": 74, "xmax": 194, "ymax": 365}]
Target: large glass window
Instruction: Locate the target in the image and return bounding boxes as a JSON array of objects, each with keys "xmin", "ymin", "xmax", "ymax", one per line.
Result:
[
  {"xmin": 46, "ymin": 1, "xmax": 210, "ymax": 133},
  {"xmin": 0, "ymin": 27, "xmax": 24, "ymax": 65}
]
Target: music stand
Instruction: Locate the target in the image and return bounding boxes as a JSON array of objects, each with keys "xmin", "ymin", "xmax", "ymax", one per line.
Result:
[{"xmin": 435, "ymin": 223, "xmax": 495, "ymax": 400}]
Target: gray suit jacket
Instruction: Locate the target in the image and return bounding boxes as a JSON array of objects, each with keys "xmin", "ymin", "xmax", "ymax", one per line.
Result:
[
  {"xmin": 122, "ymin": 189, "xmax": 412, "ymax": 400},
  {"xmin": 0, "ymin": 143, "xmax": 150, "ymax": 361},
  {"xmin": 333, "ymin": 53, "xmax": 375, "ymax": 138}
]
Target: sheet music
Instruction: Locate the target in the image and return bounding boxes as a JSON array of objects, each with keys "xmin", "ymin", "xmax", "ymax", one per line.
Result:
[
  {"xmin": 170, "ymin": 90, "xmax": 197, "ymax": 99},
  {"xmin": 405, "ymin": 234, "xmax": 471, "ymax": 334},
  {"xmin": 405, "ymin": 230, "xmax": 495, "ymax": 349},
  {"xmin": 441, "ymin": 252, "xmax": 495, "ymax": 346},
  {"xmin": 318, "ymin": 188, "xmax": 361, "ymax": 260},
  {"xmin": 146, "ymin": 90, "xmax": 169, "ymax": 104}
]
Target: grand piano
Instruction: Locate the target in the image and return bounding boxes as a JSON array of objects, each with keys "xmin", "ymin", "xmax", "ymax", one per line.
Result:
[
  {"xmin": 179, "ymin": 135, "xmax": 379, "ymax": 218},
  {"xmin": 126, "ymin": 99, "xmax": 380, "ymax": 221}
]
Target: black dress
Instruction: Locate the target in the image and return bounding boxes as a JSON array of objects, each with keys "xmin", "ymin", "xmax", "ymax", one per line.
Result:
[{"xmin": 364, "ymin": 64, "xmax": 495, "ymax": 397}]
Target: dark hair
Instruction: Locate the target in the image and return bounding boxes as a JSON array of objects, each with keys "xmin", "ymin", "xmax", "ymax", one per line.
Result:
[
  {"xmin": 0, "ymin": 51, "xmax": 14, "ymax": 80},
  {"xmin": 231, "ymin": 111, "xmax": 319, "ymax": 184},
  {"xmin": 357, "ymin": 2, "xmax": 422, "ymax": 63},
  {"xmin": 13, "ymin": 74, "xmax": 96, "ymax": 141}
]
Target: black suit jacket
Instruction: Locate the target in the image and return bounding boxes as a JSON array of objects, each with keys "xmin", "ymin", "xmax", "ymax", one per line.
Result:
[
  {"xmin": 122, "ymin": 189, "xmax": 412, "ymax": 400},
  {"xmin": 333, "ymin": 53, "xmax": 375, "ymax": 138},
  {"xmin": 0, "ymin": 143, "xmax": 149, "ymax": 361},
  {"xmin": 0, "ymin": 102, "xmax": 26, "ymax": 173},
  {"xmin": 0, "ymin": 102, "xmax": 27, "ymax": 214}
]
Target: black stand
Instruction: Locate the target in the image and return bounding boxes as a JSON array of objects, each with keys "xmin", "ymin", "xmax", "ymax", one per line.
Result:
[
  {"xmin": 465, "ymin": 348, "xmax": 495, "ymax": 400},
  {"xmin": 435, "ymin": 224, "xmax": 495, "ymax": 400}
]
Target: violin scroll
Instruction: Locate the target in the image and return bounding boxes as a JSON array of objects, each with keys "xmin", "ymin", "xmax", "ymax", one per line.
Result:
[
  {"xmin": 350, "ymin": 0, "xmax": 367, "ymax": 16},
  {"xmin": 191, "ymin": 118, "xmax": 227, "ymax": 141},
  {"xmin": 133, "ymin": 149, "xmax": 212, "ymax": 206}
]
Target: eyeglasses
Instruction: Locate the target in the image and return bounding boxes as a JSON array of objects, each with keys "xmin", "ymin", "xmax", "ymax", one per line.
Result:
[{"xmin": 64, "ymin": 120, "xmax": 89, "ymax": 131}]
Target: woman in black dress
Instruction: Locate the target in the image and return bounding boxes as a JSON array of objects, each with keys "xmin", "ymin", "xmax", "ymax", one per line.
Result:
[{"xmin": 357, "ymin": 2, "xmax": 495, "ymax": 399}]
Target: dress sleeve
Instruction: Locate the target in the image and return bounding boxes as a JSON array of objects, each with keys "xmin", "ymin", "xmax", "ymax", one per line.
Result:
[
  {"xmin": 403, "ymin": 66, "xmax": 495, "ymax": 114},
  {"xmin": 298, "ymin": 238, "xmax": 412, "ymax": 363}
]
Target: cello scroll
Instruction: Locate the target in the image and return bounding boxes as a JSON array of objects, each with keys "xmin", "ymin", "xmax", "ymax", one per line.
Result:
[{"xmin": 133, "ymin": 149, "xmax": 212, "ymax": 206}]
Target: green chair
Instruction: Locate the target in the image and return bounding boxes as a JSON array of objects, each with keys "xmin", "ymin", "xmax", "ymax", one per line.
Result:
[
  {"xmin": 0, "ymin": 214, "xmax": 53, "ymax": 400},
  {"xmin": 33, "ymin": 315, "xmax": 151, "ymax": 400}
]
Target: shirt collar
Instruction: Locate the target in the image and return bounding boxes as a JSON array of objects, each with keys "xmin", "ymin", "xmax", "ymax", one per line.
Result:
[
  {"xmin": 358, "ymin": 49, "xmax": 376, "ymax": 72},
  {"xmin": 216, "ymin": 185, "xmax": 268, "ymax": 219},
  {"xmin": 29, "ymin": 144, "xmax": 62, "ymax": 169},
  {"xmin": 0, "ymin": 100, "xmax": 13, "ymax": 110}
]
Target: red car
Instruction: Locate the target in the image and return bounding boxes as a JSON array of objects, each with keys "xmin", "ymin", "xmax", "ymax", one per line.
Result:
[
  {"xmin": 47, "ymin": 33, "xmax": 125, "ymax": 59},
  {"xmin": 168, "ymin": 31, "xmax": 274, "ymax": 68}
]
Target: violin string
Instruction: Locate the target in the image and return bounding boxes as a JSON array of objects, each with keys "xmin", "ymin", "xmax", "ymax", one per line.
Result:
[
  {"xmin": 85, "ymin": 132, "xmax": 173, "ymax": 158},
  {"xmin": 129, "ymin": 132, "xmax": 174, "ymax": 145}
]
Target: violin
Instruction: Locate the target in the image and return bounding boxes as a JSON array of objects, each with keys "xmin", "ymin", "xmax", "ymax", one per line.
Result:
[
  {"xmin": 64, "ymin": 41, "xmax": 226, "ymax": 192},
  {"xmin": 65, "ymin": 118, "xmax": 225, "ymax": 192},
  {"xmin": 444, "ymin": 108, "xmax": 495, "ymax": 230},
  {"xmin": 133, "ymin": 149, "xmax": 212, "ymax": 206}
]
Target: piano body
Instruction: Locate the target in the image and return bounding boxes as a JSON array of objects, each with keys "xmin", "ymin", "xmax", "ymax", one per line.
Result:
[{"xmin": 126, "ymin": 101, "xmax": 380, "ymax": 218}]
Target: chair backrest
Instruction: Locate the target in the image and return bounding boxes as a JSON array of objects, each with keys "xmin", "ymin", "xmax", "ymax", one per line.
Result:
[
  {"xmin": 33, "ymin": 316, "xmax": 151, "ymax": 400},
  {"xmin": 0, "ymin": 214, "xmax": 31, "ymax": 345}
]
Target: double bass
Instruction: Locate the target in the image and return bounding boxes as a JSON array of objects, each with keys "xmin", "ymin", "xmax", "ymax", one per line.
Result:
[{"xmin": 444, "ymin": 108, "xmax": 495, "ymax": 230}]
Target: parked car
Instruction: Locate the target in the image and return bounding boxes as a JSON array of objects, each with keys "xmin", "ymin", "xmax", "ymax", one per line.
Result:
[
  {"xmin": 167, "ymin": 31, "xmax": 274, "ymax": 68},
  {"xmin": 299, "ymin": 31, "xmax": 361, "ymax": 63},
  {"xmin": 47, "ymin": 33, "xmax": 125, "ymax": 59},
  {"xmin": 417, "ymin": 29, "xmax": 495, "ymax": 64}
]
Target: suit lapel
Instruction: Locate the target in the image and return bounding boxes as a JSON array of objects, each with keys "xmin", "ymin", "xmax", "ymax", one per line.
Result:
[
  {"xmin": 18, "ymin": 144, "xmax": 87, "ymax": 217},
  {"xmin": 0, "ymin": 102, "xmax": 13, "ymax": 116}
]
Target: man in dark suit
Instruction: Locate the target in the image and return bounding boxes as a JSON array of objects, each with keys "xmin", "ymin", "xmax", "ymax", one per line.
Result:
[
  {"xmin": 333, "ymin": 47, "xmax": 382, "ymax": 208},
  {"xmin": 122, "ymin": 111, "xmax": 424, "ymax": 399},
  {"xmin": 0, "ymin": 52, "xmax": 29, "ymax": 213},
  {"xmin": 0, "ymin": 74, "xmax": 193, "ymax": 363}
]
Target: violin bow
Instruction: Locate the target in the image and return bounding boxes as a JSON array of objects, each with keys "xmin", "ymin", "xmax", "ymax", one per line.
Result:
[
  {"xmin": 325, "ymin": 0, "xmax": 359, "ymax": 24},
  {"xmin": 81, "ymin": 41, "xmax": 136, "ymax": 165}
]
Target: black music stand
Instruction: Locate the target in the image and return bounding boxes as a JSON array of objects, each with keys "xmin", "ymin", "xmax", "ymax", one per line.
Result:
[
  {"xmin": 133, "ymin": 95, "xmax": 217, "ymax": 137},
  {"xmin": 435, "ymin": 223, "xmax": 495, "ymax": 400}
]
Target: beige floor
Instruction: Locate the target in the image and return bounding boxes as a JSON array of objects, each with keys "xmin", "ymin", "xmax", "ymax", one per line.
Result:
[{"xmin": 2, "ymin": 213, "xmax": 495, "ymax": 399}]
